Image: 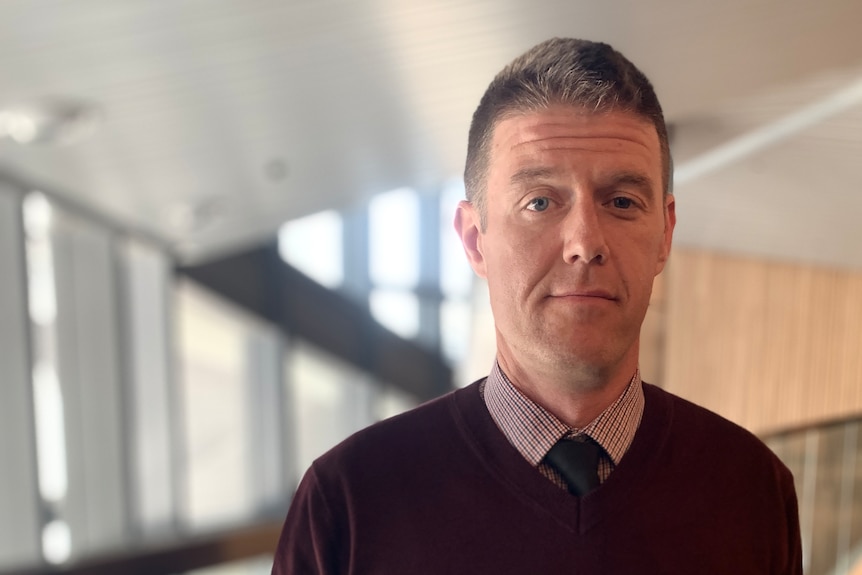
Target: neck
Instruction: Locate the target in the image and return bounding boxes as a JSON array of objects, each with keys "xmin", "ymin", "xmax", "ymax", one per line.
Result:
[{"xmin": 496, "ymin": 349, "xmax": 638, "ymax": 429}]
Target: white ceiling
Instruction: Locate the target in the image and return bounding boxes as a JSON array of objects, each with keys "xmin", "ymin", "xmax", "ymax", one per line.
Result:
[{"xmin": 0, "ymin": 0, "xmax": 861, "ymax": 267}]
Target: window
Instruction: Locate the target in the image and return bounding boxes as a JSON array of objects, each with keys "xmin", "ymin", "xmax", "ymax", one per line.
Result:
[
  {"xmin": 369, "ymin": 289, "xmax": 420, "ymax": 338},
  {"xmin": 287, "ymin": 341, "xmax": 378, "ymax": 474},
  {"xmin": 439, "ymin": 180, "xmax": 476, "ymax": 368},
  {"xmin": 176, "ymin": 281, "xmax": 263, "ymax": 528},
  {"xmin": 278, "ymin": 210, "xmax": 344, "ymax": 289},
  {"xmin": 0, "ymin": 185, "xmax": 40, "ymax": 568}
]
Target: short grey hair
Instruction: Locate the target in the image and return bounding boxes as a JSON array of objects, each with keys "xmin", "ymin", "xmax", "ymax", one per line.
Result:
[{"xmin": 464, "ymin": 38, "xmax": 671, "ymax": 228}]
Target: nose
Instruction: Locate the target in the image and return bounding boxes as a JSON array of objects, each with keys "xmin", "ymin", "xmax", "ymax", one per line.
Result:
[{"xmin": 562, "ymin": 200, "xmax": 609, "ymax": 265}]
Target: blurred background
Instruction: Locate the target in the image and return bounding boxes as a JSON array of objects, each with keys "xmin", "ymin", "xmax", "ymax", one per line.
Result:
[{"xmin": 1, "ymin": 1, "xmax": 862, "ymax": 573}]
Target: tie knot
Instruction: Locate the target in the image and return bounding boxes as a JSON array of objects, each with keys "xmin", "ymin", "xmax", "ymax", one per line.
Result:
[{"xmin": 544, "ymin": 437, "xmax": 601, "ymax": 496}]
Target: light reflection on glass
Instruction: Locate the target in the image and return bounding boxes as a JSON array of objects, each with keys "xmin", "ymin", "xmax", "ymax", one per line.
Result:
[
  {"xmin": 41, "ymin": 519, "xmax": 71, "ymax": 565},
  {"xmin": 369, "ymin": 289, "xmax": 420, "ymax": 339},
  {"xmin": 369, "ymin": 188, "xmax": 419, "ymax": 289},
  {"xmin": 278, "ymin": 210, "xmax": 344, "ymax": 289},
  {"xmin": 23, "ymin": 191, "xmax": 70, "ymax": 563},
  {"xmin": 32, "ymin": 362, "xmax": 68, "ymax": 503}
]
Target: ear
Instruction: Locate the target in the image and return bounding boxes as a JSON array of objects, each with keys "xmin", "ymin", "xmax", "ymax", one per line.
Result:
[
  {"xmin": 454, "ymin": 200, "xmax": 487, "ymax": 278},
  {"xmin": 655, "ymin": 194, "xmax": 676, "ymax": 275}
]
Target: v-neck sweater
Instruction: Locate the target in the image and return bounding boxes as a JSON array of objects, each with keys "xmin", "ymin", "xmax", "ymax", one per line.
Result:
[{"xmin": 273, "ymin": 381, "xmax": 802, "ymax": 574}]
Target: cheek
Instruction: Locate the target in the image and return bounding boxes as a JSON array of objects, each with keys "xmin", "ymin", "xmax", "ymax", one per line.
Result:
[
  {"xmin": 483, "ymin": 224, "xmax": 568, "ymax": 300},
  {"xmin": 628, "ymin": 225, "xmax": 667, "ymax": 268},
  {"xmin": 616, "ymin": 236, "xmax": 661, "ymax": 281},
  {"xmin": 485, "ymin": 250, "xmax": 545, "ymax": 304},
  {"xmin": 487, "ymin": 228, "xmax": 548, "ymax": 269},
  {"xmin": 631, "ymin": 249, "xmax": 664, "ymax": 299}
]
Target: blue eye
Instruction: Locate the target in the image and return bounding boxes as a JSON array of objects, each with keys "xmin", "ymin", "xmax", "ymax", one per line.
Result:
[
  {"xmin": 527, "ymin": 197, "xmax": 550, "ymax": 212},
  {"xmin": 612, "ymin": 197, "xmax": 634, "ymax": 209}
]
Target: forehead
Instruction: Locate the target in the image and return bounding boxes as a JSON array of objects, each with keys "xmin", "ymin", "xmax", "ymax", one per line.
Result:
[{"xmin": 488, "ymin": 106, "xmax": 661, "ymax": 176}]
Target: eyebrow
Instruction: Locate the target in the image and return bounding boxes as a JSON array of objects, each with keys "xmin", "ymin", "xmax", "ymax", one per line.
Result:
[
  {"xmin": 601, "ymin": 172, "xmax": 655, "ymax": 192},
  {"xmin": 509, "ymin": 166, "xmax": 559, "ymax": 187},
  {"xmin": 509, "ymin": 168, "xmax": 655, "ymax": 192}
]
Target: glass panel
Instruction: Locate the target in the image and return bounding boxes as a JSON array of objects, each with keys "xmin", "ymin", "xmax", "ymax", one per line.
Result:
[
  {"xmin": 20, "ymin": 193, "xmax": 131, "ymax": 563},
  {"xmin": 376, "ymin": 385, "xmax": 418, "ymax": 421},
  {"xmin": 767, "ymin": 430, "xmax": 814, "ymax": 571},
  {"xmin": 120, "ymin": 239, "xmax": 175, "ymax": 537},
  {"xmin": 459, "ymin": 283, "xmax": 496, "ymax": 387},
  {"xmin": 288, "ymin": 341, "xmax": 377, "ymax": 474},
  {"xmin": 809, "ymin": 425, "xmax": 845, "ymax": 575},
  {"xmin": 49, "ymin": 207, "xmax": 128, "ymax": 559},
  {"xmin": 176, "ymin": 280, "xmax": 271, "ymax": 529},
  {"xmin": 278, "ymin": 210, "xmax": 343, "ymax": 289},
  {"xmin": 369, "ymin": 289, "xmax": 420, "ymax": 339},
  {"xmin": 769, "ymin": 425, "xmax": 862, "ymax": 575},
  {"xmin": 834, "ymin": 422, "xmax": 860, "ymax": 574},
  {"xmin": 844, "ymin": 423, "xmax": 862, "ymax": 573},
  {"xmin": 0, "ymin": 184, "xmax": 40, "ymax": 568},
  {"xmin": 245, "ymin": 328, "xmax": 289, "ymax": 514},
  {"xmin": 24, "ymin": 193, "xmax": 71, "ymax": 565},
  {"xmin": 369, "ymin": 188, "xmax": 419, "ymax": 289},
  {"xmin": 440, "ymin": 298, "xmax": 471, "ymax": 365}
]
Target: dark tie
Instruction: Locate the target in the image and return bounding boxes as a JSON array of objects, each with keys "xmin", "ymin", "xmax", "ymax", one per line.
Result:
[{"xmin": 544, "ymin": 437, "xmax": 601, "ymax": 496}]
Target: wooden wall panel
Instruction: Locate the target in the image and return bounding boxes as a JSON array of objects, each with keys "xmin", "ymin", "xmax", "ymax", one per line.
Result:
[
  {"xmin": 664, "ymin": 249, "xmax": 862, "ymax": 435},
  {"xmin": 639, "ymin": 272, "xmax": 665, "ymax": 386}
]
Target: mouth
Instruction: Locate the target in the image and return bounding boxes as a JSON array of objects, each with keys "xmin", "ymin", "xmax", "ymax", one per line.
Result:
[{"xmin": 548, "ymin": 289, "xmax": 617, "ymax": 302}]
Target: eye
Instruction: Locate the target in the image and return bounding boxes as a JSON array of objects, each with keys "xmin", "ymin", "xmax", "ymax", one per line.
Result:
[
  {"xmin": 526, "ymin": 197, "xmax": 551, "ymax": 212},
  {"xmin": 611, "ymin": 197, "xmax": 635, "ymax": 209}
]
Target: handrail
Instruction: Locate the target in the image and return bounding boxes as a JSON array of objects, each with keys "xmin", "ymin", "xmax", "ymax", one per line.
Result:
[
  {"xmin": 759, "ymin": 410, "xmax": 862, "ymax": 442},
  {"xmin": 2, "ymin": 520, "xmax": 283, "ymax": 575}
]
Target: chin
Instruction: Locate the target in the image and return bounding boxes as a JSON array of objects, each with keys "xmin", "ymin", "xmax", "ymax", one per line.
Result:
[{"xmin": 539, "ymin": 346, "xmax": 618, "ymax": 387}]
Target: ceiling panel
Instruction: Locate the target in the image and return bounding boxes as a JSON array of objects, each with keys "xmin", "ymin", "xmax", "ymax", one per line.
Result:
[{"xmin": 0, "ymin": 0, "xmax": 859, "ymax": 265}]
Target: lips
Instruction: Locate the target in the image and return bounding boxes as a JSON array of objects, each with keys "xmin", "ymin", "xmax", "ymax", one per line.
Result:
[{"xmin": 549, "ymin": 289, "xmax": 616, "ymax": 301}]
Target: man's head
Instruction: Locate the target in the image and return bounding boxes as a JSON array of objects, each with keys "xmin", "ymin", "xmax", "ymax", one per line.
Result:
[
  {"xmin": 455, "ymin": 38, "xmax": 675, "ymax": 399},
  {"xmin": 464, "ymin": 38, "xmax": 671, "ymax": 230}
]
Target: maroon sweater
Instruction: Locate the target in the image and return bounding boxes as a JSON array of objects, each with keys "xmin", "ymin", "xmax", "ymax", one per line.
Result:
[{"xmin": 273, "ymin": 382, "xmax": 802, "ymax": 574}]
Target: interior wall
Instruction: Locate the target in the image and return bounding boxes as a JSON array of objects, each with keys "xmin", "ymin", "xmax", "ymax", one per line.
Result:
[
  {"xmin": 664, "ymin": 249, "xmax": 862, "ymax": 435},
  {"xmin": 639, "ymin": 272, "xmax": 666, "ymax": 386}
]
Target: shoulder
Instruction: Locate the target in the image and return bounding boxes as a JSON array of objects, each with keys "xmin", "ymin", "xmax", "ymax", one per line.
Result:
[
  {"xmin": 643, "ymin": 383, "xmax": 793, "ymax": 480},
  {"xmin": 645, "ymin": 382, "xmax": 762, "ymax": 441},
  {"xmin": 640, "ymin": 384, "xmax": 802, "ymax": 572}
]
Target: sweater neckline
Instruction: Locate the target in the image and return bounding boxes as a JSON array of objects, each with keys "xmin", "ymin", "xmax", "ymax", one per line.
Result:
[{"xmin": 449, "ymin": 379, "xmax": 674, "ymax": 534}]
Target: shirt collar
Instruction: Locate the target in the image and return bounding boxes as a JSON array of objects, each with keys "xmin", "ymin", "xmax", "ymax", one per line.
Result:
[{"xmin": 483, "ymin": 359, "xmax": 644, "ymax": 467}]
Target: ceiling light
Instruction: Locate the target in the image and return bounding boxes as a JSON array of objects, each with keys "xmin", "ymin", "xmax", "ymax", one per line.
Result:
[
  {"xmin": 168, "ymin": 196, "xmax": 229, "ymax": 234},
  {"xmin": 0, "ymin": 98, "xmax": 102, "ymax": 146}
]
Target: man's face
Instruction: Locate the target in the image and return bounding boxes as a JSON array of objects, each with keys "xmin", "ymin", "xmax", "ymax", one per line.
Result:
[{"xmin": 456, "ymin": 106, "xmax": 675, "ymax": 385}]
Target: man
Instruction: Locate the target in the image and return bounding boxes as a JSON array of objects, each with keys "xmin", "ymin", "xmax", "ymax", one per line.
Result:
[{"xmin": 272, "ymin": 38, "xmax": 802, "ymax": 574}]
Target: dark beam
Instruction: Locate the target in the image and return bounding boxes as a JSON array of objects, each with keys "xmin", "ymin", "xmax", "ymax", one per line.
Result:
[{"xmin": 178, "ymin": 243, "xmax": 452, "ymax": 401}]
